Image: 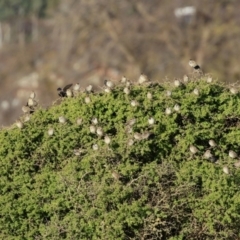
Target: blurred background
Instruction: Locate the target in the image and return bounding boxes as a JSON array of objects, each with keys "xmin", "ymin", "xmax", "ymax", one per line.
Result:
[{"xmin": 0, "ymin": 0, "xmax": 240, "ymax": 126}]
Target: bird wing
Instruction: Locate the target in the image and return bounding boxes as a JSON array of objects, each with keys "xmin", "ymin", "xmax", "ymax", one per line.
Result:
[{"xmin": 63, "ymin": 83, "xmax": 73, "ymax": 91}]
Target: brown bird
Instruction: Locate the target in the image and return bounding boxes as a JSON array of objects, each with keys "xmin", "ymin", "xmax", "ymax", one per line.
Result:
[
  {"xmin": 189, "ymin": 59, "xmax": 203, "ymax": 74},
  {"xmin": 112, "ymin": 171, "xmax": 120, "ymax": 180}
]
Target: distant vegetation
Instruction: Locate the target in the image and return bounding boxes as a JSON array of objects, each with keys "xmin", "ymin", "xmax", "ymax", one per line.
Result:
[{"xmin": 0, "ymin": 75, "xmax": 240, "ymax": 239}]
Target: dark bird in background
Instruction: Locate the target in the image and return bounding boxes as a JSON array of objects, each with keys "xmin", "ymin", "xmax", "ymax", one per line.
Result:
[
  {"xmin": 57, "ymin": 84, "xmax": 73, "ymax": 97},
  {"xmin": 189, "ymin": 59, "xmax": 203, "ymax": 74}
]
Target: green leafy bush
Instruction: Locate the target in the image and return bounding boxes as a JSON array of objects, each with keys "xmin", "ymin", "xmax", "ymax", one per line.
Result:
[{"xmin": 0, "ymin": 76, "xmax": 240, "ymax": 239}]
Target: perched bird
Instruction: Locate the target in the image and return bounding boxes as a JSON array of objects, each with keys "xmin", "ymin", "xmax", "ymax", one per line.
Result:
[
  {"xmin": 123, "ymin": 87, "xmax": 130, "ymax": 95},
  {"xmin": 73, "ymin": 83, "xmax": 80, "ymax": 92},
  {"xmin": 104, "ymin": 135, "xmax": 111, "ymax": 145},
  {"xmin": 84, "ymin": 96, "xmax": 91, "ymax": 104},
  {"xmin": 166, "ymin": 90, "xmax": 172, "ymax": 97},
  {"xmin": 104, "ymin": 87, "xmax": 111, "ymax": 93},
  {"xmin": 234, "ymin": 161, "xmax": 240, "ymax": 168},
  {"xmin": 193, "ymin": 88, "xmax": 200, "ymax": 96},
  {"xmin": 203, "ymin": 150, "xmax": 216, "ymax": 162},
  {"xmin": 229, "ymin": 150, "xmax": 238, "ymax": 159},
  {"xmin": 89, "ymin": 125, "xmax": 96, "ymax": 134},
  {"xmin": 59, "ymin": 116, "xmax": 67, "ymax": 124},
  {"xmin": 148, "ymin": 117, "xmax": 155, "ymax": 125},
  {"xmin": 57, "ymin": 84, "xmax": 73, "ymax": 97},
  {"xmin": 73, "ymin": 148, "xmax": 84, "ymax": 156},
  {"xmin": 209, "ymin": 139, "xmax": 217, "ymax": 147},
  {"xmin": 174, "ymin": 79, "xmax": 181, "ymax": 87},
  {"xmin": 134, "ymin": 132, "xmax": 142, "ymax": 140},
  {"xmin": 127, "ymin": 118, "xmax": 136, "ymax": 126},
  {"xmin": 22, "ymin": 105, "xmax": 34, "ymax": 114},
  {"xmin": 223, "ymin": 166, "xmax": 230, "ymax": 175},
  {"xmin": 16, "ymin": 120, "xmax": 23, "ymax": 129},
  {"xmin": 128, "ymin": 139, "xmax": 134, "ymax": 146},
  {"xmin": 91, "ymin": 117, "xmax": 98, "ymax": 125},
  {"xmin": 27, "ymin": 98, "xmax": 38, "ymax": 107},
  {"xmin": 66, "ymin": 89, "xmax": 73, "ymax": 98},
  {"xmin": 104, "ymin": 80, "xmax": 114, "ymax": 89},
  {"xmin": 92, "ymin": 144, "xmax": 99, "ymax": 151},
  {"xmin": 48, "ymin": 128, "xmax": 54, "ymax": 136},
  {"xmin": 173, "ymin": 104, "xmax": 180, "ymax": 112},
  {"xmin": 189, "ymin": 59, "xmax": 203, "ymax": 74},
  {"xmin": 23, "ymin": 114, "xmax": 31, "ymax": 122},
  {"xmin": 29, "ymin": 91, "xmax": 36, "ymax": 99},
  {"xmin": 183, "ymin": 75, "xmax": 189, "ymax": 83},
  {"xmin": 73, "ymin": 84, "xmax": 81, "ymax": 96},
  {"xmin": 230, "ymin": 87, "xmax": 238, "ymax": 95},
  {"xmin": 130, "ymin": 100, "xmax": 139, "ymax": 107},
  {"xmin": 142, "ymin": 131, "xmax": 152, "ymax": 140},
  {"xmin": 96, "ymin": 127, "xmax": 104, "ymax": 137},
  {"xmin": 147, "ymin": 92, "xmax": 152, "ymax": 100},
  {"xmin": 76, "ymin": 118, "xmax": 83, "ymax": 125},
  {"xmin": 138, "ymin": 74, "xmax": 149, "ymax": 84},
  {"xmin": 125, "ymin": 125, "xmax": 133, "ymax": 134},
  {"xmin": 85, "ymin": 85, "xmax": 93, "ymax": 93},
  {"xmin": 206, "ymin": 76, "xmax": 213, "ymax": 83},
  {"xmin": 190, "ymin": 145, "xmax": 198, "ymax": 154},
  {"xmin": 121, "ymin": 76, "xmax": 127, "ymax": 84},
  {"xmin": 165, "ymin": 107, "xmax": 172, "ymax": 115},
  {"xmin": 112, "ymin": 171, "xmax": 120, "ymax": 181}
]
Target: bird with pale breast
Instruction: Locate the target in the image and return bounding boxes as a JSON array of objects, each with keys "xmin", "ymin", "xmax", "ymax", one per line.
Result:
[
  {"xmin": 66, "ymin": 89, "xmax": 73, "ymax": 98},
  {"xmin": 112, "ymin": 171, "xmax": 120, "ymax": 181},
  {"xmin": 29, "ymin": 91, "xmax": 36, "ymax": 99},
  {"xmin": 27, "ymin": 98, "xmax": 38, "ymax": 107},
  {"xmin": 138, "ymin": 74, "xmax": 149, "ymax": 84},
  {"xmin": 104, "ymin": 80, "xmax": 115, "ymax": 89},
  {"xmin": 59, "ymin": 116, "xmax": 67, "ymax": 124},
  {"xmin": 85, "ymin": 85, "xmax": 93, "ymax": 93}
]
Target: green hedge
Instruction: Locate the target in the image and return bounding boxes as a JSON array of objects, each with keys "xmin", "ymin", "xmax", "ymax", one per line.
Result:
[{"xmin": 0, "ymin": 76, "xmax": 240, "ymax": 239}]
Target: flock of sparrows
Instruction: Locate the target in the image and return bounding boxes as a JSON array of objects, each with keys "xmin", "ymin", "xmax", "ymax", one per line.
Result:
[
  {"xmin": 189, "ymin": 143, "xmax": 240, "ymax": 174},
  {"xmin": 14, "ymin": 60, "xmax": 239, "ymax": 178}
]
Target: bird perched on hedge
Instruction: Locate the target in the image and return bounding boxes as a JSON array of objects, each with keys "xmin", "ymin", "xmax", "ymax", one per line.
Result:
[
  {"xmin": 138, "ymin": 74, "xmax": 149, "ymax": 84},
  {"xmin": 189, "ymin": 59, "xmax": 203, "ymax": 74},
  {"xmin": 57, "ymin": 84, "xmax": 73, "ymax": 97}
]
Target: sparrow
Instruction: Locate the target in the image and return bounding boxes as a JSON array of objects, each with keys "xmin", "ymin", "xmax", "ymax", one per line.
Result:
[
  {"xmin": 57, "ymin": 84, "xmax": 73, "ymax": 97},
  {"xmin": 48, "ymin": 128, "xmax": 54, "ymax": 136},
  {"xmin": 138, "ymin": 74, "xmax": 149, "ymax": 84},
  {"xmin": 29, "ymin": 91, "xmax": 36, "ymax": 99},
  {"xmin": 104, "ymin": 135, "xmax": 111, "ymax": 145},
  {"xmin": 59, "ymin": 116, "xmax": 67, "ymax": 124},
  {"xmin": 96, "ymin": 127, "xmax": 104, "ymax": 137},
  {"xmin": 16, "ymin": 120, "xmax": 23, "ymax": 129},
  {"xmin": 85, "ymin": 85, "xmax": 93, "ymax": 93},
  {"xmin": 189, "ymin": 59, "xmax": 203, "ymax": 74},
  {"xmin": 147, "ymin": 92, "xmax": 152, "ymax": 100},
  {"xmin": 148, "ymin": 117, "xmax": 155, "ymax": 125},
  {"xmin": 27, "ymin": 98, "xmax": 38, "ymax": 107},
  {"xmin": 229, "ymin": 150, "xmax": 238, "ymax": 159},
  {"xmin": 223, "ymin": 166, "xmax": 230, "ymax": 175},
  {"xmin": 66, "ymin": 89, "xmax": 73, "ymax": 98},
  {"xmin": 104, "ymin": 80, "xmax": 114, "ymax": 89},
  {"xmin": 173, "ymin": 104, "xmax": 180, "ymax": 112},
  {"xmin": 209, "ymin": 139, "xmax": 217, "ymax": 147},
  {"xmin": 112, "ymin": 171, "xmax": 120, "ymax": 181},
  {"xmin": 190, "ymin": 145, "xmax": 198, "ymax": 154},
  {"xmin": 73, "ymin": 83, "xmax": 80, "ymax": 91},
  {"xmin": 22, "ymin": 105, "xmax": 34, "ymax": 114}
]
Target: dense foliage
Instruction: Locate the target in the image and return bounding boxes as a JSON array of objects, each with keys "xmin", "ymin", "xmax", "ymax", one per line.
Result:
[{"xmin": 0, "ymin": 76, "xmax": 240, "ymax": 239}]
